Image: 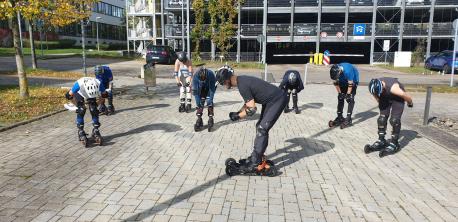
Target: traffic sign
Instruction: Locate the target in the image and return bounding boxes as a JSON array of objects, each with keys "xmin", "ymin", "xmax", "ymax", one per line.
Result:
[
  {"xmin": 353, "ymin": 24, "xmax": 366, "ymax": 36},
  {"xmin": 320, "ymin": 32, "xmax": 327, "ymax": 38},
  {"xmin": 383, "ymin": 40, "xmax": 390, "ymax": 52},
  {"xmin": 336, "ymin": 32, "xmax": 343, "ymax": 38}
]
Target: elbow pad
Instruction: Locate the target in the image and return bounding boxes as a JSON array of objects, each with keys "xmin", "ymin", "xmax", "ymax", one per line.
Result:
[
  {"xmin": 245, "ymin": 107, "xmax": 257, "ymax": 116},
  {"xmin": 333, "ymin": 81, "xmax": 339, "ymax": 86}
]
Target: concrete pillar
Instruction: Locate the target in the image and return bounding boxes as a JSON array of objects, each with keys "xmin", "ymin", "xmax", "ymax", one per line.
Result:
[
  {"xmin": 237, "ymin": 4, "xmax": 241, "ymax": 63},
  {"xmin": 262, "ymin": 0, "xmax": 267, "ymax": 64},
  {"xmin": 290, "ymin": 0, "xmax": 295, "ymax": 42},
  {"xmin": 369, "ymin": 0, "xmax": 377, "ymax": 65},
  {"xmin": 426, "ymin": 0, "xmax": 436, "ymax": 59},
  {"xmin": 344, "ymin": 0, "xmax": 350, "ymax": 42},
  {"xmin": 316, "ymin": 0, "xmax": 322, "ymax": 53},
  {"xmin": 398, "ymin": 0, "xmax": 406, "ymax": 51}
]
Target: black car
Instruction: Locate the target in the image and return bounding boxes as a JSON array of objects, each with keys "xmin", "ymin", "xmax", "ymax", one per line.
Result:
[{"xmin": 146, "ymin": 45, "xmax": 178, "ymax": 65}]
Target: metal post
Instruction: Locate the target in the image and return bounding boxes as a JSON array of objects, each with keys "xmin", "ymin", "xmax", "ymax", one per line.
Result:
[
  {"xmin": 369, "ymin": 0, "xmax": 377, "ymax": 65},
  {"xmin": 17, "ymin": 11, "xmax": 23, "ymax": 50},
  {"xmin": 423, "ymin": 86, "xmax": 432, "ymax": 125},
  {"xmin": 264, "ymin": 63, "xmax": 268, "ymax": 81},
  {"xmin": 426, "ymin": 0, "xmax": 436, "ymax": 59},
  {"xmin": 290, "ymin": 0, "xmax": 295, "ymax": 43},
  {"xmin": 451, "ymin": 24, "xmax": 457, "ymax": 87},
  {"xmin": 316, "ymin": 0, "xmax": 322, "ymax": 53},
  {"xmin": 81, "ymin": 20, "xmax": 87, "ymax": 76},
  {"xmin": 153, "ymin": 0, "xmax": 157, "ymax": 45},
  {"xmin": 262, "ymin": 0, "xmax": 267, "ymax": 64},
  {"xmin": 304, "ymin": 63, "xmax": 308, "ymax": 85},
  {"xmin": 161, "ymin": 0, "xmax": 165, "ymax": 45},
  {"xmin": 126, "ymin": 0, "xmax": 129, "ymax": 52},
  {"xmin": 186, "ymin": 0, "xmax": 190, "ymax": 59},
  {"xmin": 344, "ymin": 0, "xmax": 350, "ymax": 42},
  {"xmin": 96, "ymin": 17, "xmax": 100, "ymax": 51},
  {"xmin": 398, "ymin": 0, "xmax": 406, "ymax": 51},
  {"xmin": 181, "ymin": 1, "xmax": 185, "ymax": 51},
  {"xmin": 237, "ymin": 4, "xmax": 241, "ymax": 63}
]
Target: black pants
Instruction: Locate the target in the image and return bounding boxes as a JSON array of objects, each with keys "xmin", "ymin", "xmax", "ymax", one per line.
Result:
[
  {"xmin": 252, "ymin": 92, "xmax": 288, "ymax": 161},
  {"xmin": 337, "ymin": 85, "xmax": 357, "ymax": 118},
  {"xmin": 378, "ymin": 98, "xmax": 405, "ymax": 142},
  {"xmin": 284, "ymin": 87, "xmax": 298, "ymax": 108}
]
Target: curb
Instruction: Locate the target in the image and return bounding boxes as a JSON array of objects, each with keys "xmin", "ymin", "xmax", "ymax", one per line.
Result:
[{"xmin": 0, "ymin": 109, "xmax": 66, "ymax": 133}]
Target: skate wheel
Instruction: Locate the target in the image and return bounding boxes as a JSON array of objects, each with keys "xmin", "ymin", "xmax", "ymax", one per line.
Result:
[
  {"xmin": 225, "ymin": 166, "xmax": 236, "ymax": 177},
  {"xmin": 328, "ymin": 120, "xmax": 333, "ymax": 128},
  {"xmin": 364, "ymin": 144, "xmax": 371, "ymax": 154},
  {"xmin": 95, "ymin": 136, "xmax": 103, "ymax": 146},
  {"xmin": 82, "ymin": 138, "xmax": 88, "ymax": 148},
  {"xmin": 379, "ymin": 151, "xmax": 386, "ymax": 158},
  {"xmin": 225, "ymin": 158, "xmax": 236, "ymax": 167},
  {"xmin": 340, "ymin": 124, "xmax": 344, "ymax": 129}
]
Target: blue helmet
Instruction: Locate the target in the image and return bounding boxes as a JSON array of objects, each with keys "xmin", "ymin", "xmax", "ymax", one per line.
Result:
[
  {"xmin": 94, "ymin": 65, "xmax": 104, "ymax": 77},
  {"xmin": 369, "ymin": 78, "xmax": 383, "ymax": 97}
]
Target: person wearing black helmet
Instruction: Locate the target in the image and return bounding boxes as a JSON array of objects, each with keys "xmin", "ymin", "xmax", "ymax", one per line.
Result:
[
  {"xmin": 191, "ymin": 67, "xmax": 217, "ymax": 132},
  {"xmin": 365, "ymin": 78, "xmax": 413, "ymax": 157},
  {"xmin": 216, "ymin": 65, "xmax": 286, "ymax": 176},
  {"xmin": 279, "ymin": 70, "xmax": 304, "ymax": 114},
  {"xmin": 174, "ymin": 51, "xmax": 193, "ymax": 113},
  {"xmin": 328, "ymin": 63, "xmax": 359, "ymax": 129}
]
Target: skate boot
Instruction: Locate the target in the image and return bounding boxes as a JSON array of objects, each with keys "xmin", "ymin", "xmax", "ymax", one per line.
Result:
[
  {"xmin": 91, "ymin": 123, "xmax": 103, "ymax": 146},
  {"xmin": 208, "ymin": 106, "xmax": 214, "ymax": 132},
  {"xmin": 106, "ymin": 105, "xmax": 115, "ymax": 116},
  {"xmin": 293, "ymin": 106, "xmax": 300, "ymax": 114},
  {"xmin": 284, "ymin": 106, "xmax": 290, "ymax": 113},
  {"xmin": 98, "ymin": 104, "xmax": 107, "ymax": 115},
  {"xmin": 225, "ymin": 155, "xmax": 277, "ymax": 177},
  {"xmin": 328, "ymin": 116, "xmax": 344, "ymax": 127},
  {"xmin": 178, "ymin": 103, "xmax": 185, "ymax": 113},
  {"xmin": 194, "ymin": 117, "xmax": 203, "ymax": 132},
  {"xmin": 78, "ymin": 129, "xmax": 88, "ymax": 148},
  {"xmin": 379, "ymin": 141, "xmax": 400, "ymax": 157},
  {"xmin": 185, "ymin": 104, "xmax": 192, "ymax": 113},
  {"xmin": 364, "ymin": 139, "xmax": 387, "ymax": 154},
  {"xmin": 340, "ymin": 117, "xmax": 352, "ymax": 129}
]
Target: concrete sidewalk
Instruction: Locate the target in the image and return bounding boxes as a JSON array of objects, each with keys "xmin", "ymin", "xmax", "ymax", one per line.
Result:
[{"xmin": 0, "ymin": 79, "xmax": 457, "ymax": 222}]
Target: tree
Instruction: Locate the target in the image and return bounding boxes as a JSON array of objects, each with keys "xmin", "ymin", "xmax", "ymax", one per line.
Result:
[
  {"xmin": 412, "ymin": 38, "xmax": 426, "ymax": 67},
  {"xmin": 191, "ymin": 0, "xmax": 205, "ymax": 61},
  {"xmin": 0, "ymin": 0, "xmax": 97, "ymax": 99},
  {"xmin": 207, "ymin": 0, "xmax": 243, "ymax": 60}
]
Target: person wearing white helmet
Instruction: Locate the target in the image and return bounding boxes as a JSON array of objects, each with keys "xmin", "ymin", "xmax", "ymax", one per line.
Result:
[
  {"xmin": 65, "ymin": 77, "xmax": 109, "ymax": 147},
  {"xmin": 279, "ymin": 70, "xmax": 304, "ymax": 114},
  {"xmin": 174, "ymin": 51, "xmax": 193, "ymax": 113}
]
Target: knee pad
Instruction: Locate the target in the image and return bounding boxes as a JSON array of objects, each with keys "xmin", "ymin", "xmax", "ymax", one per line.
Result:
[
  {"xmin": 390, "ymin": 117, "xmax": 401, "ymax": 131},
  {"xmin": 76, "ymin": 105, "xmax": 86, "ymax": 116},
  {"xmin": 196, "ymin": 107, "xmax": 203, "ymax": 116},
  {"xmin": 256, "ymin": 125, "xmax": 268, "ymax": 137},
  {"xmin": 88, "ymin": 101, "xmax": 99, "ymax": 116},
  {"xmin": 338, "ymin": 93, "xmax": 345, "ymax": 101},
  {"xmin": 185, "ymin": 86, "xmax": 191, "ymax": 93},
  {"xmin": 287, "ymin": 89, "xmax": 292, "ymax": 94},
  {"xmin": 291, "ymin": 89, "xmax": 297, "ymax": 94},
  {"xmin": 377, "ymin": 115, "xmax": 388, "ymax": 130}
]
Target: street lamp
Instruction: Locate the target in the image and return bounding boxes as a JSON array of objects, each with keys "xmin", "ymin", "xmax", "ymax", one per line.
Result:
[{"xmin": 96, "ymin": 17, "xmax": 102, "ymax": 51}]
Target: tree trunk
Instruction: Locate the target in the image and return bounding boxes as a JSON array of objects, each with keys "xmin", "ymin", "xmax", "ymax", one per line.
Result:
[
  {"xmin": 28, "ymin": 19, "xmax": 37, "ymax": 69},
  {"xmin": 11, "ymin": 17, "xmax": 29, "ymax": 98}
]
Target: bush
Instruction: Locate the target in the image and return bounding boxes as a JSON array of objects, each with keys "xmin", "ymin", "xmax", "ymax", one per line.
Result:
[
  {"xmin": 107, "ymin": 43, "xmax": 126, "ymax": 50},
  {"xmin": 24, "ymin": 39, "xmax": 76, "ymax": 49}
]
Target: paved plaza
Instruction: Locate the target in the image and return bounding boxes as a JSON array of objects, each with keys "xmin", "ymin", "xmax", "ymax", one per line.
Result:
[{"xmin": 0, "ymin": 76, "xmax": 457, "ymax": 222}]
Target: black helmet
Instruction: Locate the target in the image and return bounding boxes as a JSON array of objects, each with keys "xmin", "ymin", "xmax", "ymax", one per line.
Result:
[
  {"xmin": 287, "ymin": 70, "xmax": 299, "ymax": 85},
  {"xmin": 216, "ymin": 65, "xmax": 234, "ymax": 85},
  {"xmin": 330, "ymin": 64, "xmax": 342, "ymax": 80},
  {"xmin": 94, "ymin": 65, "xmax": 103, "ymax": 77},
  {"xmin": 196, "ymin": 67, "xmax": 208, "ymax": 81},
  {"xmin": 368, "ymin": 78, "xmax": 383, "ymax": 97},
  {"xmin": 177, "ymin": 51, "xmax": 188, "ymax": 63}
]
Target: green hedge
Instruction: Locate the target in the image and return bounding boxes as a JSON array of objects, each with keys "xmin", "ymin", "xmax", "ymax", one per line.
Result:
[{"xmin": 24, "ymin": 39, "xmax": 76, "ymax": 49}]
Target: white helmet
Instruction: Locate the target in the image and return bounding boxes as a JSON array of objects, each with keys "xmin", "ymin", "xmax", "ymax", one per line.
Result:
[{"xmin": 77, "ymin": 77, "xmax": 101, "ymax": 99}]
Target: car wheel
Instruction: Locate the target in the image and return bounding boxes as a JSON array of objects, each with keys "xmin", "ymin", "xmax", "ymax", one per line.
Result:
[
  {"xmin": 424, "ymin": 62, "xmax": 430, "ymax": 70},
  {"xmin": 443, "ymin": 64, "xmax": 451, "ymax": 74}
]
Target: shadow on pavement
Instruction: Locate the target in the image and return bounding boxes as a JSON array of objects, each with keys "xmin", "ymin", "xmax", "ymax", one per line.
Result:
[
  {"xmin": 121, "ymin": 106, "xmax": 375, "ymax": 222},
  {"xmin": 214, "ymin": 101, "xmax": 240, "ymax": 107},
  {"xmin": 105, "ymin": 123, "xmax": 182, "ymax": 143},
  {"xmin": 299, "ymin": 102, "xmax": 324, "ymax": 110},
  {"xmin": 211, "ymin": 113, "xmax": 261, "ymax": 132},
  {"xmin": 116, "ymin": 103, "xmax": 170, "ymax": 114},
  {"xmin": 399, "ymin": 129, "xmax": 420, "ymax": 149},
  {"xmin": 268, "ymin": 137, "xmax": 334, "ymax": 169}
]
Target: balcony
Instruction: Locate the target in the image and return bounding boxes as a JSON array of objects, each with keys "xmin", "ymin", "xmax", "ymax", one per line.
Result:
[
  {"xmin": 241, "ymin": 24, "xmax": 263, "ymax": 36},
  {"xmin": 128, "ymin": 28, "xmax": 154, "ymax": 39},
  {"xmin": 267, "ymin": 24, "xmax": 291, "ymax": 35},
  {"xmin": 166, "ymin": 0, "xmax": 190, "ymax": 8}
]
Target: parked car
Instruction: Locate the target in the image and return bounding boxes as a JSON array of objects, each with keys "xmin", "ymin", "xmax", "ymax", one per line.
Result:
[
  {"xmin": 425, "ymin": 50, "xmax": 458, "ymax": 74},
  {"xmin": 146, "ymin": 45, "xmax": 178, "ymax": 65}
]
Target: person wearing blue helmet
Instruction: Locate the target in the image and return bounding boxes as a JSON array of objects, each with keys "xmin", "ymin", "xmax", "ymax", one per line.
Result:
[
  {"xmin": 279, "ymin": 70, "xmax": 304, "ymax": 114},
  {"xmin": 94, "ymin": 65, "xmax": 114, "ymax": 115},
  {"xmin": 192, "ymin": 67, "xmax": 217, "ymax": 132},
  {"xmin": 366, "ymin": 77, "xmax": 413, "ymax": 157},
  {"xmin": 329, "ymin": 63, "xmax": 359, "ymax": 129}
]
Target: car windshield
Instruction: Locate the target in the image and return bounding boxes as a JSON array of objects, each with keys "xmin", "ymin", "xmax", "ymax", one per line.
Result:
[{"xmin": 147, "ymin": 46, "xmax": 166, "ymax": 51}]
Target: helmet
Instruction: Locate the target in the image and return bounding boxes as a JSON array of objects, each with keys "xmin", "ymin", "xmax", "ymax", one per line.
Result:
[
  {"xmin": 94, "ymin": 65, "xmax": 104, "ymax": 77},
  {"xmin": 177, "ymin": 51, "xmax": 188, "ymax": 63},
  {"xmin": 368, "ymin": 78, "xmax": 383, "ymax": 97},
  {"xmin": 196, "ymin": 68, "xmax": 208, "ymax": 81},
  {"xmin": 330, "ymin": 64, "xmax": 342, "ymax": 80},
  {"xmin": 215, "ymin": 65, "xmax": 234, "ymax": 85},
  {"xmin": 287, "ymin": 71, "xmax": 298, "ymax": 85},
  {"xmin": 80, "ymin": 77, "xmax": 101, "ymax": 99}
]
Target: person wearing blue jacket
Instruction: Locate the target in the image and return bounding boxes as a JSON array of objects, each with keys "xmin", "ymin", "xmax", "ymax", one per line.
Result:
[
  {"xmin": 192, "ymin": 67, "xmax": 217, "ymax": 132},
  {"xmin": 328, "ymin": 62, "xmax": 360, "ymax": 129},
  {"xmin": 94, "ymin": 65, "xmax": 115, "ymax": 115},
  {"xmin": 279, "ymin": 70, "xmax": 304, "ymax": 114}
]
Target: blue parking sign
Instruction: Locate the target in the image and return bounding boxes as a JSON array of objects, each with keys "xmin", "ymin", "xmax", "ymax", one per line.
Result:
[{"xmin": 353, "ymin": 24, "xmax": 366, "ymax": 36}]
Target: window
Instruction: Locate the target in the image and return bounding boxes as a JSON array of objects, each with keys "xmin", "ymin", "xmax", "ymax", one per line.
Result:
[{"xmin": 94, "ymin": 2, "xmax": 124, "ymax": 18}]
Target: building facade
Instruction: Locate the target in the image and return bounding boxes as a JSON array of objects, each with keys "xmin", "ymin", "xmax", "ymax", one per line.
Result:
[{"xmin": 127, "ymin": 0, "xmax": 458, "ymax": 64}]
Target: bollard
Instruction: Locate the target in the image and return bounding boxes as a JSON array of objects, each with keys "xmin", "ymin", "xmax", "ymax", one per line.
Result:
[
  {"xmin": 304, "ymin": 63, "xmax": 308, "ymax": 85},
  {"xmin": 423, "ymin": 86, "xmax": 432, "ymax": 126}
]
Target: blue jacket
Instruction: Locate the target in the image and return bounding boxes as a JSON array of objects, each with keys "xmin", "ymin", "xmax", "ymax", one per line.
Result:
[
  {"xmin": 338, "ymin": 63, "xmax": 359, "ymax": 86},
  {"xmin": 192, "ymin": 70, "xmax": 217, "ymax": 106},
  {"xmin": 279, "ymin": 70, "xmax": 304, "ymax": 93},
  {"xmin": 96, "ymin": 66, "xmax": 113, "ymax": 86}
]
